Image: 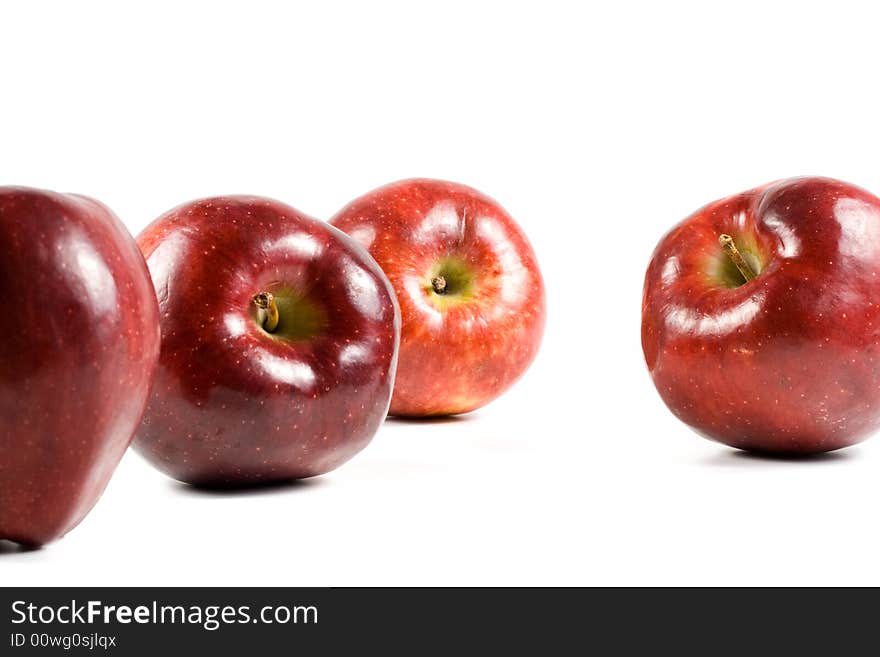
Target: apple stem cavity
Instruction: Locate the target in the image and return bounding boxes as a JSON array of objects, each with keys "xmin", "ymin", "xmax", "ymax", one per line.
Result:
[
  {"xmin": 432, "ymin": 275, "xmax": 448, "ymax": 295},
  {"xmin": 253, "ymin": 292, "xmax": 280, "ymax": 333},
  {"xmin": 719, "ymin": 234, "xmax": 756, "ymax": 283}
]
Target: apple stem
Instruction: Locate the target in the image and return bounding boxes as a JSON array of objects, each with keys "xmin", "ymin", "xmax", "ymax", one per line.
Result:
[
  {"xmin": 253, "ymin": 292, "xmax": 280, "ymax": 332},
  {"xmin": 432, "ymin": 276, "xmax": 448, "ymax": 294},
  {"xmin": 719, "ymin": 234, "xmax": 756, "ymax": 282}
]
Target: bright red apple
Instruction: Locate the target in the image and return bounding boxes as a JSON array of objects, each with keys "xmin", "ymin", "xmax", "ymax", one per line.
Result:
[
  {"xmin": 330, "ymin": 179, "xmax": 545, "ymax": 416},
  {"xmin": 0, "ymin": 187, "xmax": 160, "ymax": 546},
  {"xmin": 642, "ymin": 177, "xmax": 880, "ymax": 453},
  {"xmin": 133, "ymin": 196, "xmax": 400, "ymax": 486}
]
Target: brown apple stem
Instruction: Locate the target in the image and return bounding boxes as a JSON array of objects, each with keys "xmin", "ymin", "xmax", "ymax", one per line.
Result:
[
  {"xmin": 253, "ymin": 292, "xmax": 280, "ymax": 332},
  {"xmin": 432, "ymin": 276, "xmax": 448, "ymax": 294},
  {"xmin": 719, "ymin": 234, "xmax": 756, "ymax": 282}
]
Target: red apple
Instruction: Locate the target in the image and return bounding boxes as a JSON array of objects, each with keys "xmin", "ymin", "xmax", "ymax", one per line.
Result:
[
  {"xmin": 133, "ymin": 196, "xmax": 400, "ymax": 486},
  {"xmin": 0, "ymin": 187, "xmax": 160, "ymax": 546},
  {"xmin": 330, "ymin": 179, "xmax": 545, "ymax": 416},
  {"xmin": 642, "ymin": 177, "xmax": 880, "ymax": 454}
]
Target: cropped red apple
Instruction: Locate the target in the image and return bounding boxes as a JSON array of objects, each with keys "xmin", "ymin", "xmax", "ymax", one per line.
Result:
[
  {"xmin": 642, "ymin": 177, "xmax": 880, "ymax": 453},
  {"xmin": 0, "ymin": 187, "xmax": 160, "ymax": 546},
  {"xmin": 330, "ymin": 179, "xmax": 545, "ymax": 416},
  {"xmin": 133, "ymin": 196, "xmax": 400, "ymax": 486}
]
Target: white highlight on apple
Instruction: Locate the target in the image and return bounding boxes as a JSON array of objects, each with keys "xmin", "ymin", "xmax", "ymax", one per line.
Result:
[
  {"xmin": 666, "ymin": 292, "xmax": 766, "ymax": 337},
  {"xmin": 836, "ymin": 197, "xmax": 880, "ymax": 260}
]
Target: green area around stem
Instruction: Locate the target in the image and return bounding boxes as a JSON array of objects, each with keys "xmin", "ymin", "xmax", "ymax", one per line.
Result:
[
  {"xmin": 425, "ymin": 256, "xmax": 477, "ymax": 307},
  {"xmin": 255, "ymin": 286, "xmax": 326, "ymax": 340}
]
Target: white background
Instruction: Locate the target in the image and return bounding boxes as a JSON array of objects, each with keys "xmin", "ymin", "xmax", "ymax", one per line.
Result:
[{"xmin": 3, "ymin": 0, "xmax": 880, "ymax": 586}]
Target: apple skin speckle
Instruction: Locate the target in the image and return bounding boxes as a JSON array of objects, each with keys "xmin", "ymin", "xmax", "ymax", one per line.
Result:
[
  {"xmin": 330, "ymin": 179, "xmax": 546, "ymax": 417},
  {"xmin": 134, "ymin": 196, "xmax": 400, "ymax": 487},
  {"xmin": 0, "ymin": 187, "xmax": 160, "ymax": 546},
  {"xmin": 642, "ymin": 177, "xmax": 880, "ymax": 454}
]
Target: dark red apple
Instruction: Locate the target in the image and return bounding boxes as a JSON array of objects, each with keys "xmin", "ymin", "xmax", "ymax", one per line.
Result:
[
  {"xmin": 0, "ymin": 187, "xmax": 160, "ymax": 546},
  {"xmin": 133, "ymin": 196, "xmax": 399, "ymax": 486},
  {"xmin": 330, "ymin": 179, "xmax": 545, "ymax": 416},
  {"xmin": 642, "ymin": 177, "xmax": 880, "ymax": 453}
]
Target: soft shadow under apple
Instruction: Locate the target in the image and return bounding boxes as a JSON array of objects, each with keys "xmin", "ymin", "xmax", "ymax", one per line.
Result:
[
  {"xmin": 701, "ymin": 448, "xmax": 856, "ymax": 468},
  {"xmin": 386, "ymin": 413, "xmax": 476, "ymax": 426},
  {"xmin": 0, "ymin": 540, "xmax": 42, "ymax": 557},
  {"xmin": 172, "ymin": 477, "xmax": 326, "ymax": 497}
]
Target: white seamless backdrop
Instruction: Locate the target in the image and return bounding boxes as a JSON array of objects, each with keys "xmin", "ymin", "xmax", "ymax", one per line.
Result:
[{"xmin": 3, "ymin": 0, "xmax": 880, "ymax": 586}]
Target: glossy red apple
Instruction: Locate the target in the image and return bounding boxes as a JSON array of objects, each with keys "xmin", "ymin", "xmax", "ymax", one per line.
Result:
[
  {"xmin": 133, "ymin": 196, "xmax": 399, "ymax": 486},
  {"xmin": 330, "ymin": 179, "xmax": 545, "ymax": 416},
  {"xmin": 0, "ymin": 187, "xmax": 160, "ymax": 546},
  {"xmin": 642, "ymin": 177, "xmax": 880, "ymax": 453}
]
